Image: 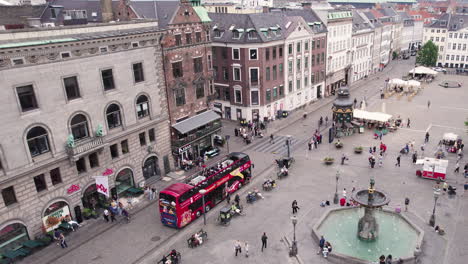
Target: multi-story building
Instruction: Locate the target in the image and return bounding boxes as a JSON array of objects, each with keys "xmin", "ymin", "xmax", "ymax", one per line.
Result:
[
  {"xmin": 325, "ymin": 9, "xmax": 353, "ymax": 96},
  {"xmin": 157, "ymin": 0, "xmax": 220, "ymax": 166},
  {"xmin": 365, "ymin": 10, "xmax": 392, "ymax": 68},
  {"xmin": 362, "ymin": 11, "xmax": 384, "ymax": 73},
  {"xmin": 399, "ymin": 11, "xmax": 424, "ymax": 51},
  {"xmin": 424, "ymin": 13, "xmax": 468, "ymax": 68},
  {"xmin": 0, "ymin": 22, "xmax": 172, "ymax": 248},
  {"xmin": 351, "ymin": 10, "xmax": 374, "ymax": 83}
]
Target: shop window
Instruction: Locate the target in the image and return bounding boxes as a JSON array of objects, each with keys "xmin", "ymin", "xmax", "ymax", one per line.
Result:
[
  {"xmin": 115, "ymin": 169, "xmax": 134, "ymax": 196},
  {"xmin": 26, "ymin": 126, "xmax": 50, "ymax": 157},
  {"xmin": 121, "ymin": 140, "xmax": 129, "ymax": 154},
  {"xmin": 76, "ymin": 157, "xmax": 87, "ymax": 174},
  {"xmin": 2, "ymin": 186, "xmax": 17, "ymax": 206},
  {"xmin": 110, "ymin": 144, "xmax": 119, "ymax": 159},
  {"xmin": 0, "ymin": 223, "xmax": 28, "ymax": 252},
  {"xmin": 106, "ymin": 104, "xmax": 122, "ymax": 129},
  {"xmin": 70, "ymin": 114, "xmax": 89, "ymax": 140},
  {"xmin": 50, "ymin": 167, "xmax": 62, "ymax": 185},
  {"xmin": 89, "ymin": 152, "xmax": 99, "ymax": 168},
  {"xmin": 63, "ymin": 76, "xmax": 81, "ymax": 100},
  {"xmin": 196, "ymin": 83, "xmax": 205, "ymax": 99},
  {"xmin": 133, "ymin": 62, "xmax": 145, "ymax": 83},
  {"xmin": 148, "ymin": 128, "xmax": 155, "ymax": 142},
  {"xmin": 34, "ymin": 174, "xmax": 47, "ymax": 192},
  {"xmin": 139, "ymin": 132, "xmax": 146, "ymax": 146},
  {"xmin": 136, "ymin": 95, "xmax": 150, "ymax": 118},
  {"xmin": 101, "ymin": 69, "xmax": 115, "ymax": 91},
  {"xmin": 16, "ymin": 84, "xmax": 38, "ymax": 112}
]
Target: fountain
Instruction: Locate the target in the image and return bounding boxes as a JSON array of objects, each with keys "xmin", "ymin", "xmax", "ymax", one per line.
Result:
[{"xmin": 312, "ymin": 179, "xmax": 424, "ymax": 263}]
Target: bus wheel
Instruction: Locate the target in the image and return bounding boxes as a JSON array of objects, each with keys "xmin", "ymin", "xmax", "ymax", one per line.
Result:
[
  {"xmin": 205, "ymin": 205, "xmax": 211, "ymax": 212},
  {"xmin": 196, "ymin": 210, "xmax": 201, "ymax": 218},
  {"xmin": 237, "ymin": 182, "xmax": 243, "ymax": 189}
]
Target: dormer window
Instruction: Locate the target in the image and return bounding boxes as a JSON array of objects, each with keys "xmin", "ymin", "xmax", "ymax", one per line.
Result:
[
  {"xmin": 214, "ymin": 29, "xmax": 224, "ymax": 38},
  {"xmin": 232, "ymin": 29, "xmax": 243, "ymax": 39},
  {"xmin": 247, "ymin": 30, "xmax": 258, "ymax": 40},
  {"xmin": 184, "ymin": 9, "xmax": 189, "ymax": 16}
]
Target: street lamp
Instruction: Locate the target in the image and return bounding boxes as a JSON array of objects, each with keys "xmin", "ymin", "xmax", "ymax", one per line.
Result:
[
  {"xmin": 286, "ymin": 135, "xmax": 292, "ymax": 158},
  {"xmin": 289, "ymin": 215, "xmax": 298, "ymax": 257},
  {"xmin": 333, "ymin": 170, "xmax": 340, "ymax": 204},
  {"xmin": 429, "ymin": 188, "xmax": 441, "ymax": 227},
  {"xmin": 199, "ymin": 189, "xmax": 207, "ymax": 225}
]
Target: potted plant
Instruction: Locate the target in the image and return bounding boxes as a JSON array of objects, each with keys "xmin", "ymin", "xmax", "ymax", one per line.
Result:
[
  {"xmin": 323, "ymin": 157, "xmax": 335, "ymax": 165},
  {"xmin": 82, "ymin": 208, "xmax": 92, "ymax": 220},
  {"xmin": 354, "ymin": 146, "xmax": 363, "ymax": 154},
  {"xmin": 91, "ymin": 210, "xmax": 99, "ymax": 219},
  {"xmin": 335, "ymin": 141, "xmax": 343, "ymax": 149}
]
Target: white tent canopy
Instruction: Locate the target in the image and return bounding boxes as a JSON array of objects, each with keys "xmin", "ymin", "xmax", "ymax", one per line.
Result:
[
  {"xmin": 443, "ymin": 132, "xmax": 459, "ymax": 141},
  {"xmin": 406, "ymin": 80, "xmax": 421, "ymax": 87},
  {"xmin": 353, "ymin": 109, "xmax": 392, "ymax": 122},
  {"xmin": 389, "ymin": 78, "xmax": 406, "ymax": 85},
  {"xmin": 409, "ymin": 66, "xmax": 438, "ymax": 75}
]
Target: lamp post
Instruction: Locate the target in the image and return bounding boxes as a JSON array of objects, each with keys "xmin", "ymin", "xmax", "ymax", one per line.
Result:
[
  {"xmin": 333, "ymin": 170, "xmax": 340, "ymax": 204},
  {"xmin": 429, "ymin": 188, "xmax": 441, "ymax": 227},
  {"xmin": 286, "ymin": 135, "xmax": 292, "ymax": 158},
  {"xmin": 289, "ymin": 215, "xmax": 298, "ymax": 257},
  {"xmin": 199, "ymin": 189, "xmax": 207, "ymax": 225}
]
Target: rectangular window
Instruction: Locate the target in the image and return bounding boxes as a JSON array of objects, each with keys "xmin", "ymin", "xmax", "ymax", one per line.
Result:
[
  {"xmin": 224, "ymin": 89, "xmax": 230, "ymax": 101},
  {"xmin": 265, "ymin": 48, "xmax": 270, "ymax": 60},
  {"xmin": 132, "ymin": 62, "xmax": 145, "ymax": 83},
  {"xmin": 305, "ymin": 56, "xmax": 309, "ymax": 68},
  {"xmin": 266, "ymin": 89, "xmax": 271, "ymax": 101},
  {"xmin": 175, "ymin": 88, "xmax": 186, "ymax": 106},
  {"xmin": 2, "ymin": 186, "xmax": 17, "ymax": 206},
  {"xmin": 311, "ymin": 73, "xmax": 315, "ymax": 84},
  {"xmin": 273, "ymin": 87, "xmax": 278, "ymax": 97},
  {"xmin": 193, "ymin": 57, "xmax": 203, "ymax": 73},
  {"xmin": 266, "ymin": 67, "xmax": 270, "ymax": 81},
  {"xmin": 279, "ymin": 85, "xmax": 284, "ymax": 96},
  {"xmin": 251, "ymin": 90, "xmax": 259, "ymax": 105},
  {"xmin": 101, "ymin": 69, "xmax": 115, "ymax": 91},
  {"xmin": 296, "ymin": 79, "xmax": 301, "ymax": 90},
  {"xmin": 273, "ymin": 65, "xmax": 277, "ymax": 80},
  {"xmin": 89, "ymin": 152, "xmax": 99, "ymax": 168},
  {"xmin": 304, "ymin": 77, "xmax": 308, "ymax": 87},
  {"xmin": 76, "ymin": 157, "xmax": 87, "ymax": 173},
  {"xmin": 312, "ymin": 40, "xmax": 315, "ymax": 50},
  {"xmin": 233, "ymin": 48, "xmax": 240, "ymax": 60},
  {"xmin": 297, "ymin": 42, "xmax": 301, "ymax": 52},
  {"xmin": 33, "ymin": 174, "xmax": 47, "ymax": 192},
  {"xmin": 311, "ymin": 55, "xmax": 315, "ymax": 66},
  {"xmin": 222, "ymin": 67, "xmax": 229, "ymax": 80},
  {"xmin": 206, "ymin": 30, "xmax": 210, "ymax": 41},
  {"xmin": 110, "ymin": 144, "xmax": 119, "ymax": 159},
  {"xmin": 296, "ymin": 59, "xmax": 301, "ymax": 71},
  {"xmin": 222, "ymin": 47, "xmax": 228, "ymax": 59},
  {"xmin": 273, "ymin": 47, "xmax": 277, "ymax": 59},
  {"xmin": 279, "ymin": 63, "xmax": 283, "ymax": 73},
  {"xmin": 207, "ymin": 55, "xmax": 212, "ymax": 69},
  {"xmin": 50, "ymin": 168, "xmax": 62, "ymax": 185},
  {"xmin": 16, "ymin": 85, "xmax": 38, "ymax": 112},
  {"xmin": 250, "ymin": 68, "xmax": 259, "ymax": 84},
  {"xmin": 121, "ymin": 140, "xmax": 129, "ymax": 154},
  {"xmin": 186, "ymin": 33, "xmax": 192, "ymax": 44},
  {"xmin": 454, "ymin": 33, "xmax": 458, "ymax": 38},
  {"xmin": 172, "ymin": 62, "xmax": 183, "ymax": 78},
  {"xmin": 288, "ymin": 44, "xmax": 293, "ymax": 54},
  {"xmin": 288, "ymin": 80, "xmax": 293, "ymax": 92},
  {"xmin": 249, "ymin": 49, "xmax": 258, "ymax": 60},
  {"xmin": 279, "ymin": 46, "xmax": 283, "ymax": 57},
  {"xmin": 139, "ymin": 132, "xmax": 146, "ymax": 146},
  {"xmin": 196, "ymin": 32, "xmax": 202, "ymax": 42},
  {"xmin": 196, "ymin": 83, "xmax": 205, "ymax": 99},
  {"xmin": 148, "ymin": 128, "xmax": 156, "ymax": 142},
  {"xmin": 63, "ymin": 76, "xmax": 81, "ymax": 100},
  {"xmin": 288, "ymin": 61, "xmax": 293, "ymax": 73},
  {"xmin": 235, "ymin": 90, "xmax": 242, "ymax": 103},
  {"xmin": 305, "ymin": 41, "xmax": 309, "ymax": 51},
  {"xmin": 233, "ymin": 67, "xmax": 241, "ymax": 81}
]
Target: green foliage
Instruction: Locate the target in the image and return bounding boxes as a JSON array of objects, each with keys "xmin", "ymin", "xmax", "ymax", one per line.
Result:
[
  {"xmin": 82, "ymin": 208, "xmax": 92, "ymax": 217},
  {"xmin": 416, "ymin": 41, "xmax": 438, "ymax": 67}
]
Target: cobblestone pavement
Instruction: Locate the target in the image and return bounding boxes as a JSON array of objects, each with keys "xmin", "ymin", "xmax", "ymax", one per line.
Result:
[{"xmin": 18, "ymin": 58, "xmax": 468, "ymax": 264}]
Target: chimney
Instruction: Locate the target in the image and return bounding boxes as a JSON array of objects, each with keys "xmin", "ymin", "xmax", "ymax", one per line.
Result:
[
  {"xmin": 101, "ymin": 0, "xmax": 114, "ymax": 23},
  {"xmin": 302, "ymin": 2, "xmax": 312, "ymax": 10},
  {"xmin": 263, "ymin": 6, "xmax": 269, "ymax": 13}
]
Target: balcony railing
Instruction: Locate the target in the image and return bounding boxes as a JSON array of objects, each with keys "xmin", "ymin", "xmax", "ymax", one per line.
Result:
[
  {"xmin": 172, "ymin": 122, "xmax": 222, "ymax": 148},
  {"xmin": 66, "ymin": 137, "xmax": 106, "ymax": 161}
]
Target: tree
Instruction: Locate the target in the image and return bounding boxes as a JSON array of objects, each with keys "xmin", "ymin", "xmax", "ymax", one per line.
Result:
[{"xmin": 416, "ymin": 40, "xmax": 438, "ymax": 67}]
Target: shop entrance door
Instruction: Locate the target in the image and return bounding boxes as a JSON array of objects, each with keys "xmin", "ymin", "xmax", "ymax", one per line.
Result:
[
  {"xmin": 317, "ymin": 85, "xmax": 322, "ymax": 98},
  {"xmin": 142, "ymin": 156, "xmax": 161, "ymax": 181},
  {"xmin": 224, "ymin": 107, "xmax": 231, "ymax": 119}
]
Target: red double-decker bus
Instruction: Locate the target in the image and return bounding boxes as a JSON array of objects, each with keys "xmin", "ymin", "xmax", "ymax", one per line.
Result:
[{"xmin": 159, "ymin": 152, "xmax": 252, "ymax": 228}]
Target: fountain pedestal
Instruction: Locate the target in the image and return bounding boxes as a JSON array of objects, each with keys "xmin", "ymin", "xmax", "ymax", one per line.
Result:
[{"xmin": 358, "ymin": 207, "xmax": 378, "ymax": 240}]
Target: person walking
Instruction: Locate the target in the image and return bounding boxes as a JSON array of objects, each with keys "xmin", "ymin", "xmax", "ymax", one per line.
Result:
[
  {"xmin": 308, "ymin": 141, "xmax": 312, "ymax": 151},
  {"xmin": 110, "ymin": 210, "xmax": 116, "ymax": 222},
  {"xmin": 427, "ymin": 100, "xmax": 431, "ymax": 109},
  {"xmin": 318, "ymin": 235, "xmax": 325, "ymax": 254},
  {"xmin": 261, "ymin": 233, "xmax": 268, "ymax": 252},
  {"xmin": 425, "ymin": 132, "xmax": 430, "ymax": 143},
  {"xmin": 234, "ymin": 194, "xmax": 240, "ymax": 207},
  {"xmin": 235, "ymin": 240, "xmax": 242, "ymax": 256},
  {"xmin": 454, "ymin": 162, "xmax": 460, "ymax": 173},
  {"xmin": 269, "ymin": 134, "xmax": 274, "ymax": 144},
  {"xmin": 325, "ymin": 116, "xmax": 329, "ymax": 126},
  {"xmin": 405, "ymin": 197, "xmax": 410, "ymax": 211},
  {"xmin": 395, "ymin": 155, "xmax": 401, "ymax": 167},
  {"xmin": 342, "ymin": 188, "xmax": 347, "ymax": 198},
  {"xmin": 245, "ymin": 241, "xmax": 249, "ymax": 257},
  {"xmin": 103, "ymin": 209, "xmax": 110, "ymax": 222},
  {"xmin": 341, "ymin": 154, "xmax": 347, "ymax": 165},
  {"xmin": 407, "ymin": 118, "xmax": 411, "ymax": 128},
  {"xmin": 412, "ymin": 152, "xmax": 418, "ymax": 164},
  {"xmin": 292, "ymin": 200, "xmax": 300, "ymax": 214}
]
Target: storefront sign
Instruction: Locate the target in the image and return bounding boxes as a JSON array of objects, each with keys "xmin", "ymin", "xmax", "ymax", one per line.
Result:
[
  {"xmin": 67, "ymin": 184, "xmax": 80, "ymax": 195},
  {"xmin": 179, "ymin": 144, "xmax": 192, "ymax": 154},
  {"xmin": 42, "ymin": 206, "xmax": 70, "ymax": 232},
  {"xmin": 95, "ymin": 176, "xmax": 110, "ymax": 197}
]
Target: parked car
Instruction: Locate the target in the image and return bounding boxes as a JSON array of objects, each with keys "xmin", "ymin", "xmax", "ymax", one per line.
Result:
[{"xmin": 433, "ymin": 67, "xmax": 447, "ymax": 72}]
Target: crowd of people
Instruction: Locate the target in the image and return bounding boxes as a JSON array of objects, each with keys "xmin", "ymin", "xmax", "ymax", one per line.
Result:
[{"xmin": 234, "ymin": 121, "xmax": 266, "ymax": 145}]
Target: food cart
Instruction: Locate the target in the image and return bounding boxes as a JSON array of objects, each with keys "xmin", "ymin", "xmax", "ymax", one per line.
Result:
[{"xmin": 415, "ymin": 157, "xmax": 448, "ymax": 180}]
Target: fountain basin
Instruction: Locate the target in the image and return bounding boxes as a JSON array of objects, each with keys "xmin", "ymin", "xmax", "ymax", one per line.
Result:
[{"xmin": 312, "ymin": 207, "xmax": 424, "ymax": 263}]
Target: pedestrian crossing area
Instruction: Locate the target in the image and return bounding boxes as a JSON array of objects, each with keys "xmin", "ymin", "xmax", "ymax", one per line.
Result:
[{"xmin": 250, "ymin": 135, "xmax": 308, "ymax": 155}]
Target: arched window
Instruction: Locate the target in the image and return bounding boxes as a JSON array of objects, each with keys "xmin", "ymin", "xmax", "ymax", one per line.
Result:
[
  {"xmin": 26, "ymin": 126, "xmax": 50, "ymax": 157},
  {"xmin": 70, "ymin": 114, "xmax": 89, "ymax": 140},
  {"xmin": 106, "ymin": 104, "xmax": 122, "ymax": 129},
  {"xmin": 136, "ymin": 95, "xmax": 149, "ymax": 118}
]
